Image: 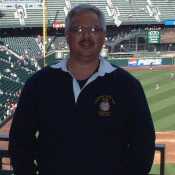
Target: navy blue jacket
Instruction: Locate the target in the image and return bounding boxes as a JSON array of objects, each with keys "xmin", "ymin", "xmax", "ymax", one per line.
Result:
[{"xmin": 9, "ymin": 58, "xmax": 155, "ymax": 175}]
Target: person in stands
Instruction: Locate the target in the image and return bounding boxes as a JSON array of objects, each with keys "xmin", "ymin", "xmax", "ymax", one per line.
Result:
[{"xmin": 9, "ymin": 4, "xmax": 155, "ymax": 175}]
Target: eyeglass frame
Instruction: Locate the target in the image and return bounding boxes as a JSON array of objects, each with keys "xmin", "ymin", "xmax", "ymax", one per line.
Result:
[{"xmin": 68, "ymin": 25, "xmax": 105, "ymax": 35}]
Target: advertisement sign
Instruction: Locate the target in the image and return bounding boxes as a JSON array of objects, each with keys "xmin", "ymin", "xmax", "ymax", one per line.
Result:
[
  {"xmin": 137, "ymin": 59, "xmax": 162, "ymax": 66},
  {"xmin": 147, "ymin": 30, "xmax": 160, "ymax": 44},
  {"xmin": 164, "ymin": 20, "xmax": 175, "ymax": 26},
  {"xmin": 53, "ymin": 21, "xmax": 65, "ymax": 29},
  {"xmin": 128, "ymin": 59, "xmax": 162, "ymax": 67},
  {"xmin": 128, "ymin": 59, "xmax": 137, "ymax": 66}
]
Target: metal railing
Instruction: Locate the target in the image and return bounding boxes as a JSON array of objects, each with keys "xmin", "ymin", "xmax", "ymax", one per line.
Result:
[{"xmin": 0, "ymin": 133, "xmax": 165, "ymax": 175}]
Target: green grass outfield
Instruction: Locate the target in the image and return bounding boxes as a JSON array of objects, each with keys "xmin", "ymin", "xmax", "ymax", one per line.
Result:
[
  {"xmin": 150, "ymin": 164, "xmax": 175, "ymax": 175},
  {"xmin": 130, "ymin": 68, "xmax": 175, "ymax": 175},
  {"xmin": 130, "ymin": 69, "xmax": 175, "ymax": 132}
]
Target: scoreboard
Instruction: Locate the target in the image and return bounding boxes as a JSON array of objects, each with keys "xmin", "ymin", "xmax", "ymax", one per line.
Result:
[{"xmin": 147, "ymin": 30, "xmax": 160, "ymax": 44}]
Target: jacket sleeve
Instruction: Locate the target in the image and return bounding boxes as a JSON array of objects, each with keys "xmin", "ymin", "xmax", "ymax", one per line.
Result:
[
  {"xmin": 9, "ymin": 77, "xmax": 38, "ymax": 175},
  {"xmin": 124, "ymin": 78, "xmax": 155, "ymax": 175}
]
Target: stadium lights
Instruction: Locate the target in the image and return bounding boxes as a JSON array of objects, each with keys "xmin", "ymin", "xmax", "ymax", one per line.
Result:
[
  {"xmin": 64, "ymin": 7, "xmax": 69, "ymax": 16},
  {"xmin": 64, "ymin": 0, "xmax": 71, "ymax": 16},
  {"xmin": 106, "ymin": 6, "xmax": 113, "ymax": 17},
  {"xmin": 106, "ymin": 0, "xmax": 122, "ymax": 27},
  {"xmin": 147, "ymin": 0, "xmax": 152, "ymax": 6},
  {"xmin": 114, "ymin": 16, "xmax": 122, "ymax": 27},
  {"xmin": 106, "ymin": 0, "xmax": 113, "ymax": 8},
  {"xmin": 153, "ymin": 7, "xmax": 161, "ymax": 22},
  {"xmin": 65, "ymin": 0, "xmax": 71, "ymax": 9},
  {"xmin": 145, "ymin": 0, "xmax": 161, "ymax": 22},
  {"xmin": 146, "ymin": 5, "xmax": 153, "ymax": 17},
  {"xmin": 113, "ymin": 6, "xmax": 120, "ymax": 17}
]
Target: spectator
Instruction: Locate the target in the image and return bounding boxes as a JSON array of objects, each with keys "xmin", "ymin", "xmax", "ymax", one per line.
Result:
[{"xmin": 9, "ymin": 4, "xmax": 155, "ymax": 175}]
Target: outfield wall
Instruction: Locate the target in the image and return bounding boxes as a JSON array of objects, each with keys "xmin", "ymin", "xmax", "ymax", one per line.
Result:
[{"xmin": 109, "ymin": 57, "xmax": 175, "ymax": 67}]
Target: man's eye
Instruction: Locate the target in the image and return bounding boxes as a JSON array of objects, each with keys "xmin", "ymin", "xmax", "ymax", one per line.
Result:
[
  {"xmin": 91, "ymin": 27, "xmax": 102, "ymax": 32},
  {"xmin": 77, "ymin": 28, "xmax": 82, "ymax": 32},
  {"xmin": 91, "ymin": 28, "xmax": 96, "ymax": 32},
  {"xmin": 70, "ymin": 26, "xmax": 102, "ymax": 33},
  {"xmin": 70, "ymin": 27, "xmax": 81, "ymax": 32}
]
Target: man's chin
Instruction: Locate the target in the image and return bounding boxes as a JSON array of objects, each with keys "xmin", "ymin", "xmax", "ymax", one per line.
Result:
[
  {"xmin": 71, "ymin": 52, "xmax": 97, "ymax": 62},
  {"xmin": 80, "ymin": 51, "xmax": 97, "ymax": 58},
  {"xmin": 80, "ymin": 46, "xmax": 94, "ymax": 51}
]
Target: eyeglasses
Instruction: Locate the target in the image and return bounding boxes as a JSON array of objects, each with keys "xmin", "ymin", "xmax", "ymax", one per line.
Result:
[{"xmin": 69, "ymin": 26, "xmax": 104, "ymax": 34}]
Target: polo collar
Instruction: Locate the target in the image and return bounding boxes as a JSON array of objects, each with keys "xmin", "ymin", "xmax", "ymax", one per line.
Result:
[
  {"xmin": 51, "ymin": 57, "xmax": 117, "ymax": 102},
  {"xmin": 51, "ymin": 57, "xmax": 116, "ymax": 76}
]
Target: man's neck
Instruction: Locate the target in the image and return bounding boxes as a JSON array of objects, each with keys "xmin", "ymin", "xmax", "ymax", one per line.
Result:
[{"xmin": 67, "ymin": 57, "xmax": 100, "ymax": 80}]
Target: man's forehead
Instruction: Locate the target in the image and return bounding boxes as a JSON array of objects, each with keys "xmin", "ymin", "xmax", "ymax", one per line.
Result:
[{"xmin": 70, "ymin": 11, "xmax": 100, "ymax": 25}]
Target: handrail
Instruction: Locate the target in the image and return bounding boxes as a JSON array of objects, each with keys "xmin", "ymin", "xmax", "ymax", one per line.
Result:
[{"xmin": 0, "ymin": 133, "xmax": 165, "ymax": 175}]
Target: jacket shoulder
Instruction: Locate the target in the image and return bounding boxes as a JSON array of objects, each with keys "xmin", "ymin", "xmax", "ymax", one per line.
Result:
[
  {"xmin": 27, "ymin": 66, "xmax": 64, "ymax": 84},
  {"xmin": 111, "ymin": 66, "xmax": 140, "ymax": 85}
]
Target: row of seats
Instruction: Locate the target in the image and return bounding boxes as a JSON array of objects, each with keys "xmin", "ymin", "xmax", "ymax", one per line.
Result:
[
  {"xmin": 0, "ymin": 50, "xmax": 40, "ymax": 125},
  {"xmin": 0, "ymin": 37, "xmax": 41, "ymax": 58},
  {"xmin": 0, "ymin": 0, "xmax": 175, "ymax": 27}
]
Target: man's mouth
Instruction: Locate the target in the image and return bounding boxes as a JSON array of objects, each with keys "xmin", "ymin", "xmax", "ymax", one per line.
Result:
[{"xmin": 80, "ymin": 41, "xmax": 94, "ymax": 48}]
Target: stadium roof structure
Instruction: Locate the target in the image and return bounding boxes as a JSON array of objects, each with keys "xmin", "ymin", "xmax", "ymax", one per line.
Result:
[{"xmin": 0, "ymin": 0, "xmax": 175, "ymax": 28}]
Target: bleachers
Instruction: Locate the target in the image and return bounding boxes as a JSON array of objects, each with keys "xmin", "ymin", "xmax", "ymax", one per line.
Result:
[
  {"xmin": 47, "ymin": 36, "xmax": 67, "ymax": 51},
  {"xmin": 0, "ymin": 37, "xmax": 41, "ymax": 58},
  {"xmin": 0, "ymin": 50, "xmax": 40, "ymax": 126},
  {"xmin": 0, "ymin": 0, "xmax": 175, "ymax": 28},
  {"xmin": 106, "ymin": 28, "xmax": 146, "ymax": 48}
]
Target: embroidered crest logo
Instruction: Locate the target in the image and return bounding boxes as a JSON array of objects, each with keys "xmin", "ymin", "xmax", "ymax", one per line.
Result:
[
  {"xmin": 95, "ymin": 95, "xmax": 116, "ymax": 117},
  {"xmin": 99, "ymin": 100, "xmax": 110, "ymax": 112}
]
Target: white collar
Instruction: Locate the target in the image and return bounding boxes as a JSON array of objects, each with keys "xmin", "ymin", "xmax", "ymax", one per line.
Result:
[
  {"xmin": 51, "ymin": 57, "xmax": 117, "ymax": 102},
  {"xmin": 51, "ymin": 57, "xmax": 116, "ymax": 76}
]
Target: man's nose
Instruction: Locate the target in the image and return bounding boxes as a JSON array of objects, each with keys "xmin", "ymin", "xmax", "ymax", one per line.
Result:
[{"xmin": 82, "ymin": 30, "xmax": 91, "ymax": 39}]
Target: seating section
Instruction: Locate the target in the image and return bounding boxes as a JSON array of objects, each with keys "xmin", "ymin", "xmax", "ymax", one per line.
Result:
[
  {"xmin": 0, "ymin": 37, "xmax": 42, "ymax": 59},
  {"xmin": 0, "ymin": 0, "xmax": 175, "ymax": 27},
  {"xmin": 0, "ymin": 49, "xmax": 40, "ymax": 125},
  {"xmin": 47, "ymin": 36, "xmax": 67, "ymax": 51},
  {"xmin": 106, "ymin": 28, "xmax": 146, "ymax": 48},
  {"xmin": 0, "ymin": 36, "xmax": 68, "ymax": 60}
]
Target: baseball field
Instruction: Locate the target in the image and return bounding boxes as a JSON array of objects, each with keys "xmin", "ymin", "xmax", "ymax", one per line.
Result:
[
  {"xmin": 130, "ymin": 66, "xmax": 175, "ymax": 132},
  {"xmin": 0, "ymin": 65, "xmax": 175, "ymax": 174},
  {"xmin": 129, "ymin": 65, "xmax": 175, "ymax": 175}
]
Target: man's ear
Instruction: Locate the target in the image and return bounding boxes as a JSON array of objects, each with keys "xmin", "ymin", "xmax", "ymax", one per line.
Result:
[
  {"xmin": 102, "ymin": 32, "xmax": 106, "ymax": 44},
  {"xmin": 65, "ymin": 31, "xmax": 69, "ymax": 42}
]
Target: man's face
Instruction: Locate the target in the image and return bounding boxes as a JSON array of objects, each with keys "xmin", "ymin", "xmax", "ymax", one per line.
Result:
[{"xmin": 66, "ymin": 11, "xmax": 105, "ymax": 62}]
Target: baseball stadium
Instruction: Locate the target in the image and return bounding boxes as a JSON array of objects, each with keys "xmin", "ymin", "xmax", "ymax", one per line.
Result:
[{"xmin": 0, "ymin": 0, "xmax": 175, "ymax": 174}]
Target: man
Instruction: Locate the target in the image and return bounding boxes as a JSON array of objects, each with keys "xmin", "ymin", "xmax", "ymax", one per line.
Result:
[{"xmin": 9, "ymin": 4, "xmax": 155, "ymax": 175}]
